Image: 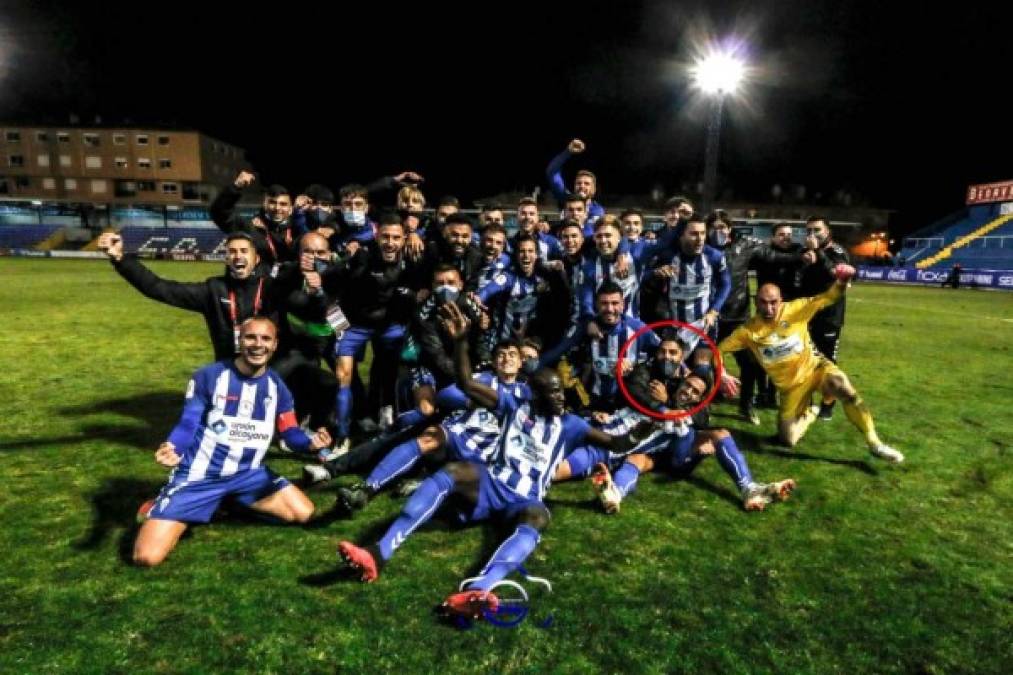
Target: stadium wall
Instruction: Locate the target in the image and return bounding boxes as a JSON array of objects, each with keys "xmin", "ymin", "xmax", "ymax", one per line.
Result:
[{"xmin": 857, "ymin": 265, "xmax": 1013, "ymax": 290}]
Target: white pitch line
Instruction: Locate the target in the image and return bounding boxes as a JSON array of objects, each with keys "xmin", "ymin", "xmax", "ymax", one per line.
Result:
[{"xmin": 850, "ymin": 297, "xmax": 1013, "ymax": 323}]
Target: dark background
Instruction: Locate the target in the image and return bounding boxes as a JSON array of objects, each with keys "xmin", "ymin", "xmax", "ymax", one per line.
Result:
[{"xmin": 2, "ymin": 0, "xmax": 1010, "ymax": 236}]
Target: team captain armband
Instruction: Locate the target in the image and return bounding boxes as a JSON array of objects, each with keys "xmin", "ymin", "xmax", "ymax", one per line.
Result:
[{"xmin": 277, "ymin": 410, "xmax": 298, "ymax": 433}]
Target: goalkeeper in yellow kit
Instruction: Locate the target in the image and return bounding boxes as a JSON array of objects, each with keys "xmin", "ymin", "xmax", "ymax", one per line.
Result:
[{"xmin": 718, "ymin": 263, "xmax": 903, "ymax": 463}]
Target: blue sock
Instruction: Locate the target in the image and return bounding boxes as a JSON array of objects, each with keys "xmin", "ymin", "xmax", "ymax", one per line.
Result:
[
  {"xmin": 377, "ymin": 470, "xmax": 454, "ymax": 561},
  {"xmin": 715, "ymin": 435, "xmax": 753, "ymax": 491},
  {"xmin": 366, "ymin": 439, "xmax": 422, "ymax": 491},
  {"xmin": 563, "ymin": 446, "xmax": 609, "ymax": 479},
  {"xmin": 395, "ymin": 408, "xmax": 427, "ymax": 430},
  {"xmin": 335, "ymin": 385, "xmax": 352, "ymax": 439},
  {"xmin": 468, "ymin": 524, "xmax": 541, "ymax": 591},
  {"xmin": 613, "ymin": 461, "xmax": 640, "ymax": 497}
]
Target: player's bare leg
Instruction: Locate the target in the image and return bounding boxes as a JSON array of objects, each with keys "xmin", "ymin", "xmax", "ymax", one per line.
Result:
[
  {"xmin": 779, "ymin": 405, "xmax": 820, "ymax": 447},
  {"xmin": 133, "ymin": 518, "xmax": 188, "ymax": 567},
  {"xmin": 250, "ymin": 484, "xmax": 316, "ymax": 523}
]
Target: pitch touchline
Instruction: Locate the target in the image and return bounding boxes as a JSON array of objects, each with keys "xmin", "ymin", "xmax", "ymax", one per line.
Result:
[{"xmin": 851, "ymin": 297, "xmax": 1013, "ymax": 323}]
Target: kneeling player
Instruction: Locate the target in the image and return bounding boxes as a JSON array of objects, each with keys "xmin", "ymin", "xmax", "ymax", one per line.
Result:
[
  {"xmin": 337, "ymin": 302, "xmax": 649, "ymax": 619},
  {"xmin": 718, "ymin": 264, "xmax": 903, "ymax": 462},
  {"xmin": 556, "ymin": 372, "xmax": 795, "ymax": 512},
  {"xmin": 133, "ymin": 318, "xmax": 331, "ymax": 567}
]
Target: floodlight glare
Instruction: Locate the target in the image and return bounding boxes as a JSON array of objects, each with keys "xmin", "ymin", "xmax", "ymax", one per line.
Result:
[{"xmin": 691, "ymin": 51, "xmax": 745, "ymax": 95}]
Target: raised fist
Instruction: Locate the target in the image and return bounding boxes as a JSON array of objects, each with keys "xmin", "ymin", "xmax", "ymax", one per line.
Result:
[
  {"xmin": 234, "ymin": 171, "xmax": 256, "ymax": 189},
  {"xmin": 568, "ymin": 138, "xmax": 586, "ymax": 154},
  {"xmin": 97, "ymin": 232, "xmax": 123, "ymax": 261}
]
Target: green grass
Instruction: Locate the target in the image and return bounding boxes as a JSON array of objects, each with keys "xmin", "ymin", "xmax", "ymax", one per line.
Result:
[{"xmin": 1, "ymin": 258, "xmax": 1011, "ymax": 673}]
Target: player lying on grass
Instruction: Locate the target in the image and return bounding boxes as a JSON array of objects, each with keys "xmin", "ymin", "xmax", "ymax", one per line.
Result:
[
  {"xmin": 311, "ymin": 340, "xmax": 531, "ymax": 515},
  {"xmin": 337, "ymin": 302, "xmax": 653, "ymax": 620},
  {"xmin": 133, "ymin": 317, "xmax": 331, "ymax": 567},
  {"xmin": 718, "ymin": 263, "xmax": 903, "ymax": 463},
  {"xmin": 555, "ymin": 368, "xmax": 795, "ymax": 513}
]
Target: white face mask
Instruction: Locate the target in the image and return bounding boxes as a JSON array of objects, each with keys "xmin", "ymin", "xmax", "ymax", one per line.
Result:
[{"xmin": 343, "ymin": 209, "xmax": 367, "ymax": 227}]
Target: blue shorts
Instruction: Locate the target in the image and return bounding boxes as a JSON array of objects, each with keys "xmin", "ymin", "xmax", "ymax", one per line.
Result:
[
  {"xmin": 149, "ymin": 467, "xmax": 291, "ymax": 524},
  {"xmin": 469, "ymin": 468, "xmax": 544, "ymax": 522},
  {"xmin": 336, "ymin": 324, "xmax": 406, "ymax": 359}
]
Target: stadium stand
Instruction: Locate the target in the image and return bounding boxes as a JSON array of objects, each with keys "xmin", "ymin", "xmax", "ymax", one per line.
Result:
[
  {"xmin": 902, "ymin": 203, "xmax": 1013, "ymax": 270},
  {"xmin": 0, "ymin": 224, "xmax": 62, "ymax": 250}
]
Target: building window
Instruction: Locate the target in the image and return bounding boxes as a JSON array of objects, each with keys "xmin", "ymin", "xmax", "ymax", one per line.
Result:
[
  {"xmin": 138, "ymin": 157, "xmax": 152, "ymax": 169},
  {"xmin": 64, "ymin": 178, "xmax": 77, "ymax": 190},
  {"xmin": 115, "ymin": 157, "xmax": 128, "ymax": 168},
  {"xmin": 59, "ymin": 155, "xmax": 72, "ymax": 167},
  {"xmin": 83, "ymin": 133, "xmax": 100, "ymax": 147},
  {"xmin": 161, "ymin": 182, "xmax": 179, "ymax": 194},
  {"xmin": 91, "ymin": 179, "xmax": 107, "ymax": 194},
  {"xmin": 57, "ymin": 132, "xmax": 70, "ymax": 143},
  {"xmin": 115, "ymin": 180, "xmax": 137, "ymax": 197},
  {"xmin": 113, "ymin": 133, "xmax": 126, "ymax": 145},
  {"xmin": 0, "ymin": 178, "xmax": 8, "ymax": 194},
  {"xmin": 158, "ymin": 135, "xmax": 170, "ymax": 145},
  {"xmin": 37, "ymin": 154, "xmax": 50, "ymax": 167},
  {"xmin": 182, "ymin": 182, "xmax": 201, "ymax": 201},
  {"xmin": 85, "ymin": 156, "xmax": 102, "ymax": 169},
  {"xmin": 8, "ymin": 155, "xmax": 24, "ymax": 167},
  {"xmin": 15, "ymin": 176, "xmax": 30, "ymax": 188},
  {"xmin": 136, "ymin": 134, "xmax": 149, "ymax": 146},
  {"xmin": 36, "ymin": 131, "xmax": 49, "ymax": 142},
  {"xmin": 159, "ymin": 158, "xmax": 172, "ymax": 169},
  {"xmin": 6, "ymin": 130, "xmax": 21, "ymax": 143},
  {"xmin": 137, "ymin": 180, "xmax": 156, "ymax": 192},
  {"xmin": 43, "ymin": 178, "xmax": 56, "ymax": 190}
]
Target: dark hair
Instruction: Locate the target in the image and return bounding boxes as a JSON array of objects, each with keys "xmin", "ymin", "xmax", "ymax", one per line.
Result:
[
  {"xmin": 558, "ymin": 218, "xmax": 583, "ymax": 233},
  {"xmin": 564, "ymin": 193, "xmax": 587, "ymax": 205},
  {"xmin": 432, "ymin": 263, "xmax": 462, "ymax": 280},
  {"xmin": 481, "ymin": 203, "xmax": 504, "ymax": 214},
  {"xmin": 595, "ymin": 218, "xmax": 621, "ymax": 234},
  {"xmin": 338, "ymin": 183, "xmax": 368, "ymax": 201},
  {"xmin": 513, "ymin": 233, "xmax": 538, "ymax": 251},
  {"xmin": 305, "ymin": 184, "xmax": 334, "ymax": 203},
  {"xmin": 264, "ymin": 184, "xmax": 290, "ymax": 198},
  {"xmin": 444, "ymin": 213, "xmax": 473, "ymax": 229},
  {"xmin": 595, "ymin": 280, "xmax": 625, "ymax": 298},
  {"xmin": 376, "ymin": 210, "xmax": 404, "ymax": 228},
  {"xmin": 517, "ymin": 197, "xmax": 538, "ymax": 208},
  {"xmin": 438, "ymin": 195, "xmax": 460, "ymax": 208},
  {"xmin": 520, "ymin": 336, "xmax": 542, "ymax": 352},
  {"xmin": 619, "ymin": 208, "xmax": 643, "ymax": 221},
  {"xmin": 688, "ymin": 366, "xmax": 714, "ymax": 392},
  {"xmin": 772, "ymin": 221, "xmax": 793, "ymax": 234},
  {"xmin": 482, "ymin": 223, "xmax": 507, "ymax": 238},
  {"xmin": 493, "ymin": 339, "xmax": 522, "ymax": 357},
  {"xmin": 706, "ymin": 209, "xmax": 731, "ymax": 228},
  {"xmin": 805, "ymin": 215, "xmax": 828, "ymax": 227},
  {"xmin": 575, "ymin": 169, "xmax": 597, "ymax": 183},
  {"xmin": 665, "ymin": 196, "xmax": 692, "ymax": 210}
]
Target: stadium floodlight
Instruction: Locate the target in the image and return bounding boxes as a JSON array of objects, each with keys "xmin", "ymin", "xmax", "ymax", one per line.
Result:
[
  {"xmin": 691, "ymin": 44, "xmax": 749, "ymax": 213},
  {"xmin": 690, "ymin": 50, "xmax": 746, "ymax": 96}
]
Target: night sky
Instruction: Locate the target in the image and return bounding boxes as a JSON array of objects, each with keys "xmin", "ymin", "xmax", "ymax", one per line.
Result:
[{"xmin": 1, "ymin": 0, "xmax": 1010, "ymax": 236}]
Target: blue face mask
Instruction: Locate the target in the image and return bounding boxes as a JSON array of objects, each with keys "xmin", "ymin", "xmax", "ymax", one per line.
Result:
[
  {"xmin": 522, "ymin": 358, "xmax": 540, "ymax": 375},
  {"xmin": 343, "ymin": 209, "xmax": 367, "ymax": 227},
  {"xmin": 709, "ymin": 230, "xmax": 729, "ymax": 247},
  {"xmin": 434, "ymin": 285, "xmax": 460, "ymax": 306}
]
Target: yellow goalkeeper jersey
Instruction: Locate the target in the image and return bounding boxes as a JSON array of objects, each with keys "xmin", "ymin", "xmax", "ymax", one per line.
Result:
[{"xmin": 718, "ymin": 284, "xmax": 843, "ymax": 390}]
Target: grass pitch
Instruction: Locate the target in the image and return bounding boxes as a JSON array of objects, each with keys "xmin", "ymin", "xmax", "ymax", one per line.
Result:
[{"xmin": 1, "ymin": 258, "xmax": 1011, "ymax": 673}]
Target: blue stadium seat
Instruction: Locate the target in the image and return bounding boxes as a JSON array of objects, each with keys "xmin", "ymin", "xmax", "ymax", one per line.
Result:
[{"xmin": 0, "ymin": 224, "xmax": 62, "ymax": 249}]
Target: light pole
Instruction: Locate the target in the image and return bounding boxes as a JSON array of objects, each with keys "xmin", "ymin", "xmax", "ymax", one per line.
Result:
[{"xmin": 691, "ymin": 48, "xmax": 745, "ymax": 214}]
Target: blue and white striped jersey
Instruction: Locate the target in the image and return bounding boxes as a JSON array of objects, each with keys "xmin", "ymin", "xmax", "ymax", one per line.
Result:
[
  {"xmin": 594, "ymin": 407, "xmax": 693, "ymax": 458},
  {"xmin": 486, "ymin": 388, "xmax": 592, "ymax": 501},
  {"xmin": 540, "ymin": 316, "xmax": 660, "ymax": 400},
  {"xmin": 475, "ymin": 253, "xmax": 512, "ymax": 292},
  {"xmin": 578, "ymin": 251, "xmax": 643, "ymax": 319},
  {"xmin": 166, "ymin": 362, "xmax": 301, "ymax": 482},
  {"xmin": 478, "ymin": 270, "xmax": 546, "ymax": 341},
  {"xmin": 443, "ymin": 373, "xmax": 532, "ymax": 464},
  {"xmin": 663, "ymin": 245, "xmax": 731, "ymax": 324}
]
